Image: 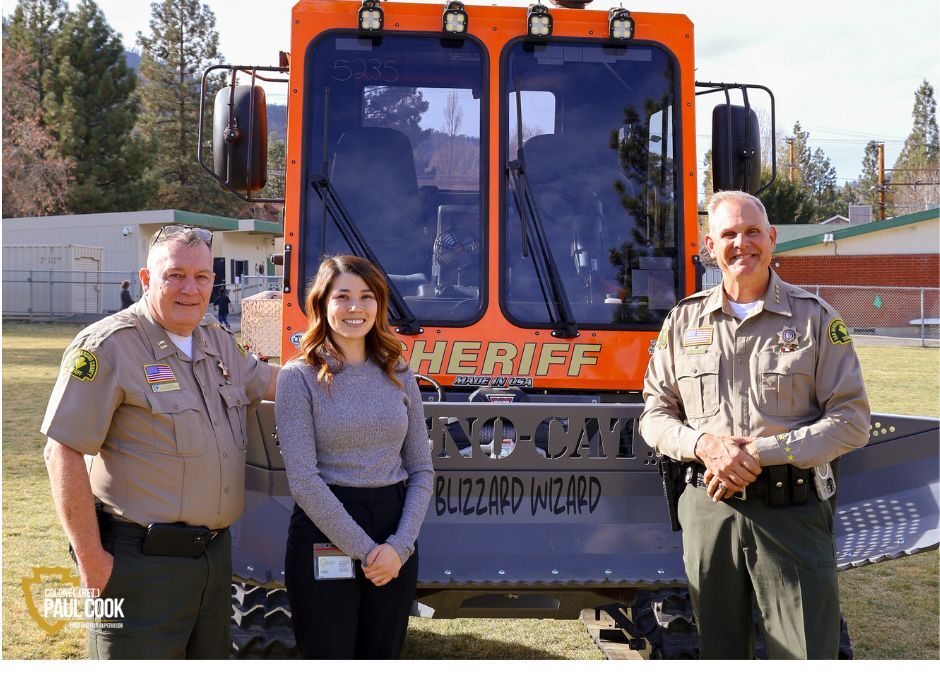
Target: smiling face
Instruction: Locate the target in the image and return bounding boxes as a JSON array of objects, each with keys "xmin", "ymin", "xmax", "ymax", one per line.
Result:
[
  {"xmin": 705, "ymin": 199, "xmax": 777, "ymax": 297},
  {"xmin": 140, "ymin": 240, "xmax": 215, "ymax": 336},
  {"xmin": 325, "ymin": 272, "xmax": 377, "ymax": 357}
]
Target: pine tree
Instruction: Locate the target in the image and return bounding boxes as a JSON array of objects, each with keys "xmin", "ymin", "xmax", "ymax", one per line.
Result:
[
  {"xmin": 2, "ymin": 41, "xmax": 73, "ymax": 217},
  {"xmin": 785, "ymin": 122, "xmax": 841, "ymax": 220},
  {"xmin": 760, "ymin": 171, "xmax": 816, "ymax": 225},
  {"xmin": 136, "ymin": 0, "xmax": 234, "ymax": 214},
  {"xmin": 42, "ymin": 0, "xmax": 153, "ymax": 213},
  {"xmin": 4, "ymin": 0, "xmax": 67, "ymax": 123},
  {"xmin": 891, "ymin": 80, "xmax": 939, "ymax": 213}
]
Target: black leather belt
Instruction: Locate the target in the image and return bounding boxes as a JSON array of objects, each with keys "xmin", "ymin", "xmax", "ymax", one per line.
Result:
[
  {"xmin": 99, "ymin": 510, "xmax": 226, "ymax": 556},
  {"xmin": 110, "ymin": 519, "xmax": 226, "ymax": 541},
  {"xmin": 686, "ymin": 463, "xmax": 812, "ymax": 506}
]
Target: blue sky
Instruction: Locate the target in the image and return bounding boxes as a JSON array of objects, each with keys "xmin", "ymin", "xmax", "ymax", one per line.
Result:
[{"xmin": 46, "ymin": 0, "xmax": 940, "ymax": 187}]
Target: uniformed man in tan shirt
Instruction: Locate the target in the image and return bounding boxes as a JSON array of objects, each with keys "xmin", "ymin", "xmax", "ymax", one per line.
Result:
[
  {"xmin": 41, "ymin": 225, "xmax": 278, "ymax": 659},
  {"xmin": 639, "ymin": 191, "xmax": 870, "ymax": 659}
]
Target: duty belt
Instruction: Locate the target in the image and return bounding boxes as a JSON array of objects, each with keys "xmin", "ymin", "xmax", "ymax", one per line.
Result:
[
  {"xmin": 97, "ymin": 509, "xmax": 226, "ymax": 557},
  {"xmin": 686, "ymin": 463, "xmax": 813, "ymax": 507}
]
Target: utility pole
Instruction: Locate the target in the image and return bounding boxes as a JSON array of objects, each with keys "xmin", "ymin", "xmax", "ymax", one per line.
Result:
[{"xmin": 877, "ymin": 142, "xmax": 886, "ymax": 221}]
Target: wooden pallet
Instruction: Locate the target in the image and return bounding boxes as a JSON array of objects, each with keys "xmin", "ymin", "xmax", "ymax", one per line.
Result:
[{"xmin": 579, "ymin": 609, "xmax": 645, "ymax": 660}]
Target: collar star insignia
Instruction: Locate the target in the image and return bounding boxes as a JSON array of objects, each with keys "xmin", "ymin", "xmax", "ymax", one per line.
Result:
[{"xmin": 776, "ymin": 325, "xmax": 801, "ymax": 352}]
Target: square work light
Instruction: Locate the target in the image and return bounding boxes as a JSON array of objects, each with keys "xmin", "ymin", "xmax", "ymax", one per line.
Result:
[{"xmin": 443, "ymin": 1, "xmax": 468, "ymax": 35}]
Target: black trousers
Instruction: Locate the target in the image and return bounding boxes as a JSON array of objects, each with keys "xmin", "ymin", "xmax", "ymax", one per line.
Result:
[
  {"xmin": 88, "ymin": 522, "xmax": 231, "ymax": 659},
  {"xmin": 284, "ymin": 483, "xmax": 419, "ymax": 659}
]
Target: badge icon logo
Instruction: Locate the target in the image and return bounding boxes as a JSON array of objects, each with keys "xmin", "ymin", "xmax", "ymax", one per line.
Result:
[
  {"xmin": 828, "ymin": 318, "xmax": 852, "ymax": 345},
  {"xmin": 68, "ymin": 349, "xmax": 98, "ymax": 381},
  {"xmin": 22, "ymin": 566, "xmax": 82, "ymax": 634}
]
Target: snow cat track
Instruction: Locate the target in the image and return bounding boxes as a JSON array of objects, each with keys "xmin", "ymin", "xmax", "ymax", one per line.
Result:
[
  {"xmin": 591, "ymin": 588, "xmax": 853, "ymax": 659},
  {"xmin": 230, "ymin": 579, "xmax": 299, "ymax": 659}
]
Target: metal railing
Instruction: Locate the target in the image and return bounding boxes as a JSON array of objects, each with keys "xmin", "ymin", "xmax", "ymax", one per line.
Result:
[
  {"xmin": 1, "ymin": 269, "xmax": 139, "ymax": 319},
  {"xmin": 229, "ymin": 275, "xmax": 282, "ymax": 313},
  {"xmin": 2, "ymin": 270, "xmax": 285, "ymax": 321}
]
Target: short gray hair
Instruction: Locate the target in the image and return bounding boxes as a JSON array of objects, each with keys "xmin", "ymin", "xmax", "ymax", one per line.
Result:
[
  {"xmin": 706, "ymin": 190, "xmax": 771, "ymax": 232},
  {"xmin": 146, "ymin": 225, "xmax": 213, "ymax": 268}
]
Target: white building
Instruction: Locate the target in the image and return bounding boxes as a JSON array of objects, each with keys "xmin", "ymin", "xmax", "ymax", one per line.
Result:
[{"xmin": 2, "ymin": 210, "xmax": 282, "ymax": 317}]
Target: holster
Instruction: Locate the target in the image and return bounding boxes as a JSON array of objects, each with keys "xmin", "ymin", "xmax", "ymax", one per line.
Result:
[{"xmin": 657, "ymin": 455, "xmax": 686, "ymax": 532}]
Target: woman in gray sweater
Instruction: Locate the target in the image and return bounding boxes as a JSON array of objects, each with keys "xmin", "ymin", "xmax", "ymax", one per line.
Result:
[{"xmin": 275, "ymin": 255, "xmax": 434, "ymax": 659}]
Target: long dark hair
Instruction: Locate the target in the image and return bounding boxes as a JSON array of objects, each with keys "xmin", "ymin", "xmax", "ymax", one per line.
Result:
[{"xmin": 299, "ymin": 255, "xmax": 404, "ymax": 387}]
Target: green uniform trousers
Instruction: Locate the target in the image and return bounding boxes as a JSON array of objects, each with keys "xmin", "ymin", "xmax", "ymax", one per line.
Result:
[
  {"xmin": 678, "ymin": 484, "xmax": 840, "ymax": 659},
  {"xmin": 87, "ymin": 523, "xmax": 232, "ymax": 659}
]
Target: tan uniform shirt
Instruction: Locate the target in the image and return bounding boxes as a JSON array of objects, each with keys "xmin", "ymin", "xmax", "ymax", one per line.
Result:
[
  {"xmin": 639, "ymin": 269, "xmax": 871, "ymax": 468},
  {"xmin": 41, "ymin": 300, "xmax": 274, "ymax": 529}
]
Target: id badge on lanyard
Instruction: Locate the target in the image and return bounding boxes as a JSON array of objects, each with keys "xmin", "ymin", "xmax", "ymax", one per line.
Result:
[{"xmin": 313, "ymin": 543, "xmax": 355, "ymax": 580}]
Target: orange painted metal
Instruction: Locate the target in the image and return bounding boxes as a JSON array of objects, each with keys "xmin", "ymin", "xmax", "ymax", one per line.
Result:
[{"xmin": 279, "ymin": 1, "xmax": 698, "ymax": 392}]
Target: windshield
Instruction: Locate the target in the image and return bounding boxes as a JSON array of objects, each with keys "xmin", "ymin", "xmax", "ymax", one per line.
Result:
[
  {"xmin": 302, "ymin": 33, "xmax": 485, "ymax": 324},
  {"xmin": 502, "ymin": 40, "xmax": 680, "ymax": 328}
]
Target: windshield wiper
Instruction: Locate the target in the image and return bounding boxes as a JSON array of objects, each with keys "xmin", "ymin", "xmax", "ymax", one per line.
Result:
[
  {"xmin": 507, "ymin": 80, "xmax": 578, "ymax": 339},
  {"xmin": 310, "ymin": 87, "xmax": 421, "ymax": 336}
]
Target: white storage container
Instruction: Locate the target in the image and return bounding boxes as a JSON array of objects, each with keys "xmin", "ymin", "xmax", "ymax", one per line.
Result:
[{"xmin": 2, "ymin": 244, "xmax": 104, "ymax": 317}]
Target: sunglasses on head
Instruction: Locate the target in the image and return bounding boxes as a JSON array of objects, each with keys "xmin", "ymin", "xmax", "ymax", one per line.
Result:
[{"xmin": 150, "ymin": 225, "xmax": 213, "ymax": 248}]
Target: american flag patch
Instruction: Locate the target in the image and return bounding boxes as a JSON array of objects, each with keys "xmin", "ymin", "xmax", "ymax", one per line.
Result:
[
  {"xmin": 144, "ymin": 364, "xmax": 176, "ymax": 384},
  {"xmin": 682, "ymin": 327, "xmax": 714, "ymax": 347}
]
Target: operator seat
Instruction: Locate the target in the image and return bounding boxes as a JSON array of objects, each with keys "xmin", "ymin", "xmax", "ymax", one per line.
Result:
[
  {"xmin": 509, "ymin": 133, "xmax": 603, "ymax": 303},
  {"xmin": 330, "ymin": 126, "xmax": 428, "ymax": 279}
]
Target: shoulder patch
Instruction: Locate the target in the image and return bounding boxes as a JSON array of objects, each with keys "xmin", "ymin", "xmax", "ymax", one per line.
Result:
[
  {"xmin": 655, "ymin": 327, "xmax": 668, "ymax": 350},
  {"xmin": 828, "ymin": 318, "xmax": 852, "ymax": 345},
  {"xmin": 68, "ymin": 349, "xmax": 98, "ymax": 382}
]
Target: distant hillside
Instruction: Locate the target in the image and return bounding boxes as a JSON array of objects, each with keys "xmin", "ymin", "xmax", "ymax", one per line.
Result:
[{"xmin": 123, "ymin": 49, "xmax": 287, "ymax": 143}]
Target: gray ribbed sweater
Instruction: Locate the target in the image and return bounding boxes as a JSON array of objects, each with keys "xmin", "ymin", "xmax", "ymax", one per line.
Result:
[{"xmin": 274, "ymin": 357, "xmax": 434, "ymax": 563}]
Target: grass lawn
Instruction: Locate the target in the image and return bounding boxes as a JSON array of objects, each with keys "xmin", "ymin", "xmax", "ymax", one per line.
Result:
[{"xmin": 2, "ymin": 323, "xmax": 937, "ymax": 659}]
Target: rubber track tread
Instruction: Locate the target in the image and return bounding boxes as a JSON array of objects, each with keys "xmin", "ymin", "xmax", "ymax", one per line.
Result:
[{"xmin": 230, "ymin": 579, "xmax": 299, "ymax": 659}]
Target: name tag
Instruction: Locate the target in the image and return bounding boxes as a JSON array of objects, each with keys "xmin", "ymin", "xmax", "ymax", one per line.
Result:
[
  {"xmin": 313, "ymin": 543, "xmax": 354, "ymax": 580},
  {"xmin": 151, "ymin": 382, "xmax": 181, "ymax": 392}
]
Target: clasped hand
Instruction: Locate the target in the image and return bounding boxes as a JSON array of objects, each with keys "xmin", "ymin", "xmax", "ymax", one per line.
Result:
[
  {"xmin": 694, "ymin": 434, "xmax": 762, "ymax": 502},
  {"xmin": 362, "ymin": 543, "xmax": 402, "ymax": 587}
]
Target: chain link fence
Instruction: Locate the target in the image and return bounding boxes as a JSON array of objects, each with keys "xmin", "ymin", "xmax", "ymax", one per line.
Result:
[
  {"xmin": 2, "ymin": 269, "xmax": 141, "ymax": 319},
  {"xmin": 2, "ymin": 270, "xmax": 284, "ymax": 322},
  {"xmin": 812, "ymin": 285, "xmax": 939, "ymax": 347},
  {"xmin": 4, "ymin": 269, "xmax": 935, "ymax": 347}
]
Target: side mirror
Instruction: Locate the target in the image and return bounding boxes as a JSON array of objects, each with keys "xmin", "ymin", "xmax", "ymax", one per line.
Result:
[
  {"xmin": 213, "ymin": 84, "xmax": 268, "ymax": 193},
  {"xmin": 711, "ymin": 104, "xmax": 760, "ymax": 194}
]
